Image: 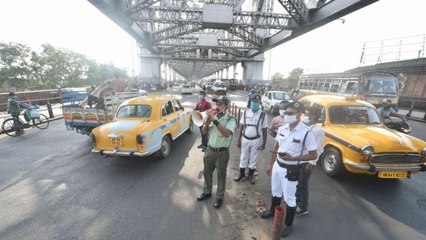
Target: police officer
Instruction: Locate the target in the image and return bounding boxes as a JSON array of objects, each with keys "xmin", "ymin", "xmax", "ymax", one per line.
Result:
[
  {"xmin": 235, "ymin": 94, "xmax": 268, "ymax": 184},
  {"xmin": 197, "ymin": 96, "xmax": 237, "ymax": 209},
  {"xmin": 260, "ymin": 101, "xmax": 317, "ymax": 237}
]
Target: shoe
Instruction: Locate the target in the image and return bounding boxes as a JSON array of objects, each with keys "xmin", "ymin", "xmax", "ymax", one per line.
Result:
[
  {"xmin": 233, "ymin": 168, "xmax": 246, "ymax": 182},
  {"xmin": 201, "ymin": 147, "xmax": 207, "ymax": 152},
  {"xmin": 281, "ymin": 225, "xmax": 294, "ymax": 237},
  {"xmin": 260, "ymin": 209, "xmax": 274, "ymax": 219},
  {"xmin": 214, "ymin": 199, "xmax": 223, "ymax": 209},
  {"xmin": 296, "ymin": 206, "xmax": 309, "ymax": 216},
  {"xmin": 197, "ymin": 193, "xmax": 211, "ymax": 201},
  {"xmin": 248, "ymin": 175, "xmax": 255, "ymax": 184},
  {"xmin": 197, "ymin": 144, "xmax": 204, "ymax": 148}
]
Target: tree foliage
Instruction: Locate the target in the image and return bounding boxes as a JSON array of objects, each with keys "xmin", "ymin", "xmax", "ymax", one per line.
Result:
[
  {"xmin": 0, "ymin": 42, "xmax": 128, "ymax": 91},
  {"xmin": 271, "ymin": 68, "xmax": 303, "ymax": 90}
]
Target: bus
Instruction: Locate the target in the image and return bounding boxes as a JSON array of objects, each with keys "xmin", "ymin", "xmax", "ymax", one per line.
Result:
[{"xmin": 297, "ymin": 71, "xmax": 399, "ymax": 107}]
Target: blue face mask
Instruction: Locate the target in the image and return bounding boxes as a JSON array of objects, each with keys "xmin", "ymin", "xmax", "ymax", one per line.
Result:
[{"xmin": 250, "ymin": 102, "xmax": 260, "ymax": 110}]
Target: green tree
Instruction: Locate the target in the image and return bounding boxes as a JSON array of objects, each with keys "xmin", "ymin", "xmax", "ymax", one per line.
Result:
[
  {"xmin": 0, "ymin": 42, "xmax": 32, "ymax": 90},
  {"xmin": 271, "ymin": 72, "xmax": 287, "ymax": 89},
  {"xmin": 287, "ymin": 68, "xmax": 303, "ymax": 90}
]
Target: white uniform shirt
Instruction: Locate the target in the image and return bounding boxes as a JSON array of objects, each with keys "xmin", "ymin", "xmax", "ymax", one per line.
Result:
[
  {"xmin": 308, "ymin": 123, "xmax": 325, "ymax": 165},
  {"xmin": 239, "ymin": 109, "xmax": 269, "ymax": 138},
  {"xmin": 275, "ymin": 121, "xmax": 317, "ymax": 165}
]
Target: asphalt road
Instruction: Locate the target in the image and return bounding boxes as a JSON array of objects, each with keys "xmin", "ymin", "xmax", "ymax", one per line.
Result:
[{"xmin": 0, "ymin": 90, "xmax": 425, "ymax": 240}]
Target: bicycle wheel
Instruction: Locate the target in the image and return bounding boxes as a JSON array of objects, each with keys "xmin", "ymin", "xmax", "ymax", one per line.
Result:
[
  {"xmin": 1, "ymin": 118, "xmax": 24, "ymax": 137},
  {"xmin": 33, "ymin": 114, "xmax": 49, "ymax": 129}
]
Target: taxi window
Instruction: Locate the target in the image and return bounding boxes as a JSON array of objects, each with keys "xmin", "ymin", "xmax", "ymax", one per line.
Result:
[
  {"xmin": 117, "ymin": 105, "xmax": 151, "ymax": 118},
  {"xmin": 173, "ymin": 100, "xmax": 184, "ymax": 111},
  {"xmin": 329, "ymin": 106, "xmax": 380, "ymax": 124},
  {"xmin": 162, "ymin": 101, "xmax": 174, "ymax": 116}
]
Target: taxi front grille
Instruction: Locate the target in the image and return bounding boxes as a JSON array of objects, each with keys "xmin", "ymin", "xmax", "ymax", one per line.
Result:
[{"xmin": 370, "ymin": 154, "xmax": 423, "ymax": 164}]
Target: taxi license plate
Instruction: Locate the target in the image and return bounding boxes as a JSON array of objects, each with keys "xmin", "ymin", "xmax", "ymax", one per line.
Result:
[
  {"xmin": 109, "ymin": 137, "xmax": 123, "ymax": 146},
  {"xmin": 378, "ymin": 171, "xmax": 408, "ymax": 179}
]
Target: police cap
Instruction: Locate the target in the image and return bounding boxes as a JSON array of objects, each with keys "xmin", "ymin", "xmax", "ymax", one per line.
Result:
[
  {"xmin": 212, "ymin": 95, "xmax": 230, "ymax": 106},
  {"xmin": 284, "ymin": 101, "xmax": 305, "ymax": 113},
  {"xmin": 250, "ymin": 94, "xmax": 261, "ymax": 101}
]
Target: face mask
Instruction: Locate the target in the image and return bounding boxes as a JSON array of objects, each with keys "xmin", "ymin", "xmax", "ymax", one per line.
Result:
[
  {"xmin": 250, "ymin": 102, "xmax": 260, "ymax": 110},
  {"xmin": 302, "ymin": 116, "xmax": 310, "ymax": 124},
  {"xmin": 198, "ymin": 95, "xmax": 204, "ymax": 100},
  {"xmin": 279, "ymin": 110, "xmax": 285, "ymax": 117},
  {"xmin": 284, "ymin": 114, "xmax": 298, "ymax": 124}
]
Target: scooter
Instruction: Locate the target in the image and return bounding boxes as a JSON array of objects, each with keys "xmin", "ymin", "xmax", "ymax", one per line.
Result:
[{"xmin": 383, "ymin": 116, "xmax": 411, "ymax": 134}]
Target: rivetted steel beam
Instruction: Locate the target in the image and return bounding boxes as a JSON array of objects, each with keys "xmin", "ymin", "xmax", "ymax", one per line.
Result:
[
  {"xmin": 260, "ymin": 0, "xmax": 379, "ymax": 57},
  {"xmin": 277, "ymin": 0, "xmax": 308, "ymax": 25},
  {"xmin": 156, "ymin": 37, "xmax": 257, "ymax": 49},
  {"xmin": 88, "ymin": 0, "xmax": 155, "ymax": 52},
  {"xmin": 125, "ymin": 0, "xmax": 161, "ymax": 15}
]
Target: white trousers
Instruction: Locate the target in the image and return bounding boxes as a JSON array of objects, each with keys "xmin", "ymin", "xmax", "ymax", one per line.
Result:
[
  {"xmin": 271, "ymin": 161, "xmax": 298, "ymax": 207},
  {"xmin": 239, "ymin": 137, "xmax": 261, "ymax": 169}
]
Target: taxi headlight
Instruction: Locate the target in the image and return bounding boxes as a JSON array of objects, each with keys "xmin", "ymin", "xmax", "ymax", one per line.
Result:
[
  {"xmin": 361, "ymin": 145, "xmax": 374, "ymax": 156},
  {"xmin": 422, "ymin": 147, "xmax": 426, "ymax": 157}
]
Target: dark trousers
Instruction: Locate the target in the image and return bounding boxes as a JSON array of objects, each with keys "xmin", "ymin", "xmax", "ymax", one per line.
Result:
[
  {"xmin": 199, "ymin": 125, "xmax": 208, "ymax": 147},
  {"xmin": 296, "ymin": 163, "xmax": 313, "ymax": 211},
  {"xmin": 11, "ymin": 114, "xmax": 21, "ymax": 134}
]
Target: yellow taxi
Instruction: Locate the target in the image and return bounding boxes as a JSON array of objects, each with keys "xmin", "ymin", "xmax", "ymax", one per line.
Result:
[
  {"xmin": 299, "ymin": 95, "xmax": 426, "ymax": 179},
  {"xmin": 90, "ymin": 95, "xmax": 192, "ymax": 158}
]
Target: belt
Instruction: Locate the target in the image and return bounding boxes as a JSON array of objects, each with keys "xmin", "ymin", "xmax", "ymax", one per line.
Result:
[
  {"xmin": 243, "ymin": 135, "xmax": 260, "ymax": 140},
  {"xmin": 208, "ymin": 146, "xmax": 228, "ymax": 152},
  {"xmin": 276, "ymin": 159, "xmax": 299, "ymax": 168}
]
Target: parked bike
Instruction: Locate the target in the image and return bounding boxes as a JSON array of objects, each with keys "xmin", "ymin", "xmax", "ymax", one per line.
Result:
[{"xmin": 1, "ymin": 104, "xmax": 49, "ymax": 137}]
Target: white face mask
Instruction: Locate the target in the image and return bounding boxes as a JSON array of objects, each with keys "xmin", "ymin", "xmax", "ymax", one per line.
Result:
[
  {"xmin": 279, "ymin": 110, "xmax": 285, "ymax": 117},
  {"xmin": 284, "ymin": 114, "xmax": 298, "ymax": 124},
  {"xmin": 302, "ymin": 116, "xmax": 310, "ymax": 124}
]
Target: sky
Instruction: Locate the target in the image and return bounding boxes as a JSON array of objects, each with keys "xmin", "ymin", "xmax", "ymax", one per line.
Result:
[{"xmin": 0, "ymin": 0, "xmax": 425, "ymax": 79}]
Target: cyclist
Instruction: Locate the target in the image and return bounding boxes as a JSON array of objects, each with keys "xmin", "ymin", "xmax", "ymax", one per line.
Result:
[
  {"xmin": 7, "ymin": 92, "xmax": 25, "ymax": 135},
  {"xmin": 377, "ymin": 98, "xmax": 404, "ymax": 120}
]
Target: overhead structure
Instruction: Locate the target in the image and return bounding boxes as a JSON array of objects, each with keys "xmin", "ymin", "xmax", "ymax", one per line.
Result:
[{"xmin": 88, "ymin": 0, "xmax": 379, "ymax": 83}]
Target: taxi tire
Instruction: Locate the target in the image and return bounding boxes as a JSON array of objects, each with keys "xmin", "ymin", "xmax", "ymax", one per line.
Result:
[
  {"xmin": 321, "ymin": 147, "xmax": 345, "ymax": 177},
  {"xmin": 159, "ymin": 135, "xmax": 171, "ymax": 158}
]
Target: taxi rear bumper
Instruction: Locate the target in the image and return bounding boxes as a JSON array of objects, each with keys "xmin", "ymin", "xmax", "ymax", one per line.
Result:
[{"xmin": 92, "ymin": 149, "xmax": 149, "ymax": 157}]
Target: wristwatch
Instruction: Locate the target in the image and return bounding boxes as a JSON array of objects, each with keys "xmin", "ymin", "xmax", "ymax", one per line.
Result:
[{"xmin": 213, "ymin": 119, "xmax": 220, "ymax": 126}]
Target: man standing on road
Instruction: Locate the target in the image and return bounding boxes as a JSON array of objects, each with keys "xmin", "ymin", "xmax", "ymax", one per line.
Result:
[
  {"xmin": 7, "ymin": 92, "xmax": 24, "ymax": 135},
  {"xmin": 194, "ymin": 91, "xmax": 212, "ymax": 152},
  {"xmin": 197, "ymin": 96, "xmax": 237, "ymax": 209},
  {"xmin": 260, "ymin": 101, "xmax": 317, "ymax": 237},
  {"xmin": 268, "ymin": 101, "xmax": 288, "ymax": 138},
  {"xmin": 235, "ymin": 94, "xmax": 268, "ymax": 184},
  {"xmin": 296, "ymin": 106, "xmax": 325, "ymax": 216}
]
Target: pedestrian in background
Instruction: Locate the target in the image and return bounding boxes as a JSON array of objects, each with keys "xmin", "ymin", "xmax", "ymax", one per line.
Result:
[
  {"xmin": 296, "ymin": 106, "xmax": 325, "ymax": 216},
  {"xmin": 197, "ymin": 96, "xmax": 237, "ymax": 209},
  {"xmin": 268, "ymin": 101, "xmax": 288, "ymax": 138},
  {"xmin": 235, "ymin": 94, "xmax": 268, "ymax": 184},
  {"xmin": 260, "ymin": 101, "xmax": 317, "ymax": 237},
  {"xmin": 194, "ymin": 91, "xmax": 212, "ymax": 152},
  {"xmin": 7, "ymin": 92, "xmax": 24, "ymax": 135}
]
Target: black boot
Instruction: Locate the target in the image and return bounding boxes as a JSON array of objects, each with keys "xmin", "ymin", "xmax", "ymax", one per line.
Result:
[
  {"xmin": 248, "ymin": 168, "xmax": 255, "ymax": 184},
  {"xmin": 233, "ymin": 168, "xmax": 246, "ymax": 182},
  {"xmin": 261, "ymin": 196, "xmax": 281, "ymax": 218},
  {"xmin": 281, "ymin": 206, "xmax": 296, "ymax": 237}
]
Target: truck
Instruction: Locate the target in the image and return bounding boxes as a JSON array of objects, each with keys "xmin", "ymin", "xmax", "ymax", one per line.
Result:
[{"xmin": 61, "ymin": 81, "xmax": 146, "ymax": 135}]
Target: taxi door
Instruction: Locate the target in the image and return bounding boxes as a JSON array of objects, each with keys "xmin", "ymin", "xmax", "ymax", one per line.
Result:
[
  {"xmin": 172, "ymin": 99, "xmax": 189, "ymax": 136},
  {"xmin": 162, "ymin": 100, "xmax": 180, "ymax": 139}
]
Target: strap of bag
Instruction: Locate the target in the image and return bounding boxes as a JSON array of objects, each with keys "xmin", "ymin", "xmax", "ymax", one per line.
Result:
[{"xmin": 297, "ymin": 130, "xmax": 311, "ymax": 165}]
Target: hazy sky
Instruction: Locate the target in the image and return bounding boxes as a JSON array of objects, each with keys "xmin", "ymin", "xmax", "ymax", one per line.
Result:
[{"xmin": 1, "ymin": 0, "xmax": 425, "ymax": 79}]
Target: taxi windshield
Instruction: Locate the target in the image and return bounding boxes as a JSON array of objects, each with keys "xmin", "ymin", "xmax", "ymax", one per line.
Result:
[
  {"xmin": 117, "ymin": 104, "xmax": 151, "ymax": 118},
  {"xmin": 329, "ymin": 106, "xmax": 380, "ymax": 124}
]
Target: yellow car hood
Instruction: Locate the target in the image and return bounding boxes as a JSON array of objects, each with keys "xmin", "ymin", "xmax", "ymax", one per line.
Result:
[{"xmin": 326, "ymin": 125, "xmax": 419, "ymax": 153}]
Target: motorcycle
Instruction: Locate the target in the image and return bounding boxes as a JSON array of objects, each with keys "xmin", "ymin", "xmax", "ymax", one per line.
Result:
[{"xmin": 383, "ymin": 116, "xmax": 411, "ymax": 134}]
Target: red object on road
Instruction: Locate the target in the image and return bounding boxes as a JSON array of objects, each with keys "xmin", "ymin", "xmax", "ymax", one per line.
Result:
[{"xmin": 272, "ymin": 206, "xmax": 285, "ymax": 239}]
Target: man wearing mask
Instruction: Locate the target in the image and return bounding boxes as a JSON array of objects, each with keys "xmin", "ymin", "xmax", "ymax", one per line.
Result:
[
  {"xmin": 268, "ymin": 101, "xmax": 288, "ymax": 138},
  {"xmin": 194, "ymin": 91, "xmax": 212, "ymax": 151},
  {"xmin": 197, "ymin": 96, "xmax": 237, "ymax": 209},
  {"xmin": 235, "ymin": 94, "xmax": 268, "ymax": 184},
  {"xmin": 260, "ymin": 101, "xmax": 317, "ymax": 237},
  {"xmin": 296, "ymin": 106, "xmax": 325, "ymax": 216}
]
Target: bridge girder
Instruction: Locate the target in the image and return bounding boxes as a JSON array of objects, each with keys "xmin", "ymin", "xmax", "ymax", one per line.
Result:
[{"xmin": 88, "ymin": 0, "xmax": 379, "ymax": 80}]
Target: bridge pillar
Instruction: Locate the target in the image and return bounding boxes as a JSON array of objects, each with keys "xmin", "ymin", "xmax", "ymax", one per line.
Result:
[
  {"xmin": 241, "ymin": 54, "xmax": 265, "ymax": 86},
  {"xmin": 138, "ymin": 47, "xmax": 162, "ymax": 84}
]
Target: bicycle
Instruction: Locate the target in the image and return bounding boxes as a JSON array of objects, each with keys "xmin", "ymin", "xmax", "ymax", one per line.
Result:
[{"xmin": 1, "ymin": 105, "xmax": 49, "ymax": 137}]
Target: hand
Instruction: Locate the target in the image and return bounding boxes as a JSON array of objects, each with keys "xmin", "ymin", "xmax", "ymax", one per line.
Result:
[
  {"xmin": 304, "ymin": 164, "xmax": 313, "ymax": 174},
  {"xmin": 206, "ymin": 109, "xmax": 217, "ymax": 119},
  {"xmin": 266, "ymin": 165, "xmax": 272, "ymax": 176},
  {"xmin": 279, "ymin": 153, "xmax": 294, "ymax": 161}
]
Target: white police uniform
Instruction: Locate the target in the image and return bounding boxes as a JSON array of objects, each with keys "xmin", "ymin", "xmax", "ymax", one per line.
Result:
[
  {"xmin": 239, "ymin": 109, "xmax": 268, "ymax": 169},
  {"xmin": 271, "ymin": 121, "xmax": 317, "ymax": 207},
  {"xmin": 307, "ymin": 123, "xmax": 325, "ymax": 165}
]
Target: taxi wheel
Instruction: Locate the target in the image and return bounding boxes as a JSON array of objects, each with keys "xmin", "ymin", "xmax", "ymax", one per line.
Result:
[
  {"xmin": 321, "ymin": 147, "xmax": 345, "ymax": 177},
  {"xmin": 159, "ymin": 135, "xmax": 171, "ymax": 158}
]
